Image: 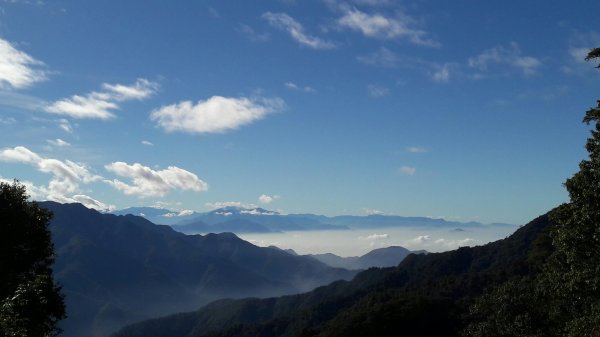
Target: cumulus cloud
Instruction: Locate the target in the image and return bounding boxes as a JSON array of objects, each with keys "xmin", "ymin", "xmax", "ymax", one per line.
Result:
[
  {"xmin": 45, "ymin": 78, "xmax": 158, "ymax": 119},
  {"xmin": 105, "ymin": 161, "xmax": 208, "ymax": 198},
  {"xmin": 151, "ymin": 96, "xmax": 284, "ymax": 134},
  {"xmin": 259, "ymin": 194, "xmax": 280, "ymax": 204},
  {"xmin": 262, "ymin": 12, "xmax": 335, "ymax": 49},
  {"xmin": 468, "ymin": 43, "xmax": 541, "ymax": 76},
  {"xmin": 0, "ymin": 38, "xmax": 47, "ymax": 89},
  {"xmin": 399, "ymin": 165, "xmax": 416, "ymax": 176},
  {"xmin": 337, "ymin": 7, "xmax": 439, "ymax": 47},
  {"xmin": 46, "ymin": 138, "xmax": 70, "ymax": 147},
  {"xmin": 205, "ymin": 201, "xmax": 257, "ymax": 210},
  {"xmin": 0, "ymin": 146, "xmax": 112, "ymax": 210}
]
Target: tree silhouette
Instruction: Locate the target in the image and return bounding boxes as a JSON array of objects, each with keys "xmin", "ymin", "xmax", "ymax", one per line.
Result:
[{"xmin": 0, "ymin": 181, "xmax": 66, "ymax": 337}]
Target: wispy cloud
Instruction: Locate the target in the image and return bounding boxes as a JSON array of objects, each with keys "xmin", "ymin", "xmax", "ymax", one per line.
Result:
[
  {"xmin": 151, "ymin": 95, "xmax": 284, "ymax": 134},
  {"xmin": 406, "ymin": 146, "xmax": 427, "ymax": 153},
  {"xmin": 363, "ymin": 208, "xmax": 384, "ymax": 215},
  {"xmin": 141, "ymin": 140, "xmax": 154, "ymax": 146},
  {"xmin": 367, "ymin": 84, "xmax": 389, "ymax": 97},
  {"xmin": 105, "ymin": 161, "xmax": 208, "ymax": 198},
  {"xmin": 285, "ymin": 82, "xmax": 316, "ymax": 93},
  {"xmin": 399, "ymin": 165, "xmax": 416, "ymax": 175},
  {"xmin": 367, "ymin": 84, "xmax": 390, "ymax": 98},
  {"xmin": 205, "ymin": 201, "xmax": 257, "ymax": 210},
  {"xmin": 468, "ymin": 42, "xmax": 541, "ymax": 76},
  {"xmin": 336, "ymin": 6, "xmax": 439, "ymax": 47},
  {"xmin": 0, "ymin": 38, "xmax": 48, "ymax": 89},
  {"xmin": 57, "ymin": 118, "xmax": 73, "ymax": 133},
  {"xmin": 45, "ymin": 78, "xmax": 159, "ymax": 119},
  {"xmin": 262, "ymin": 12, "xmax": 335, "ymax": 49},
  {"xmin": 431, "ymin": 63, "xmax": 455, "ymax": 83},
  {"xmin": 46, "ymin": 138, "xmax": 70, "ymax": 147},
  {"xmin": 238, "ymin": 24, "xmax": 270, "ymax": 42},
  {"xmin": 357, "ymin": 47, "xmax": 400, "ymax": 67}
]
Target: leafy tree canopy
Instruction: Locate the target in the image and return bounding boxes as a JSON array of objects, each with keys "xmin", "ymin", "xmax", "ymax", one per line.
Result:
[{"xmin": 0, "ymin": 181, "xmax": 65, "ymax": 337}]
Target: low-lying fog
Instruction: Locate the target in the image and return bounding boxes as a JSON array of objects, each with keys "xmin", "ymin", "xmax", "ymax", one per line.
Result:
[{"xmin": 238, "ymin": 225, "xmax": 519, "ymax": 257}]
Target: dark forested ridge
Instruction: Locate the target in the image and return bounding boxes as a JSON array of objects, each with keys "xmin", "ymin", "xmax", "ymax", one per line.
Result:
[
  {"xmin": 42, "ymin": 202, "xmax": 356, "ymax": 337},
  {"xmin": 112, "ymin": 213, "xmax": 553, "ymax": 337}
]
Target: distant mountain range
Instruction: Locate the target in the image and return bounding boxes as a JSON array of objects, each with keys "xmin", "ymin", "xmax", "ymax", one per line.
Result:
[
  {"xmin": 112, "ymin": 206, "xmax": 515, "ymax": 234},
  {"xmin": 111, "ymin": 213, "xmax": 552, "ymax": 337},
  {"xmin": 306, "ymin": 246, "xmax": 427, "ymax": 270},
  {"xmin": 43, "ymin": 202, "xmax": 356, "ymax": 337}
]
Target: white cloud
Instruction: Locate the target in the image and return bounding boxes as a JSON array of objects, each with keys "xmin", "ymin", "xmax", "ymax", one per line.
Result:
[
  {"xmin": 45, "ymin": 78, "xmax": 158, "ymax": 119},
  {"xmin": 58, "ymin": 119, "xmax": 73, "ymax": 133},
  {"xmin": 0, "ymin": 146, "xmax": 107, "ymax": 207},
  {"xmin": 151, "ymin": 96, "xmax": 284, "ymax": 134},
  {"xmin": 363, "ymin": 208, "xmax": 384, "ymax": 215},
  {"xmin": 262, "ymin": 12, "xmax": 335, "ymax": 49},
  {"xmin": 105, "ymin": 161, "xmax": 208, "ymax": 198},
  {"xmin": 46, "ymin": 138, "xmax": 70, "ymax": 147},
  {"xmin": 101, "ymin": 78, "xmax": 159, "ymax": 101},
  {"xmin": 367, "ymin": 84, "xmax": 389, "ymax": 97},
  {"xmin": 410, "ymin": 235, "xmax": 430, "ymax": 244},
  {"xmin": 205, "ymin": 201, "xmax": 258, "ymax": 210},
  {"xmin": 238, "ymin": 24, "xmax": 270, "ymax": 42},
  {"xmin": 406, "ymin": 146, "xmax": 427, "ymax": 153},
  {"xmin": 399, "ymin": 165, "xmax": 416, "ymax": 175},
  {"xmin": 0, "ymin": 117, "xmax": 16, "ymax": 125},
  {"xmin": 259, "ymin": 194, "xmax": 280, "ymax": 204},
  {"xmin": 434, "ymin": 237, "xmax": 476, "ymax": 249},
  {"xmin": 240, "ymin": 209, "xmax": 277, "ymax": 216},
  {"xmin": 468, "ymin": 43, "xmax": 541, "ymax": 76},
  {"xmin": 366, "ymin": 233, "xmax": 388, "ymax": 240},
  {"xmin": 141, "ymin": 140, "xmax": 154, "ymax": 146},
  {"xmin": 162, "ymin": 209, "xmax": 195, "ymax": 218},
  {"xmin": 431, "ymin": 63, "xmax": 453, "ymax": 83},
  {"xmin": 284, "ymin": 82, "xmax": 316, "ymax": 93},
  {"xmin": 357, "ymin": 47, "xmax": 400, "ymax": 67},
  {"xmin": 337, "ymin": 7, "xmax": 439, "ymax": 47},
  {"xmin": 0, "ymin": 38, "xmax": 47, "ymax": 89},
  {"xmin": 71, "ymin": 194, "xmax": 115, "ymax": 212}
]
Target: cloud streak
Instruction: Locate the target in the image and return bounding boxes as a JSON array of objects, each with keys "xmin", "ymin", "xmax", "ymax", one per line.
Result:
[
  {"xmin": 45, "ymin": 78, "xmax": 159, "ymax": 119},
  {"xmin": 337, "ymin": 7, "xmax": 439, "ymax": 47},
  {"xmin": 263, "ymin": 12, "xmax": 335, "ymax": 49},
  {"xmin": 468, "ymin": 43, "xmax": 541, "ymax": 76},
  {"xmin": 0, "ymin": 38, "xmax": 47, "ymax": 89}
]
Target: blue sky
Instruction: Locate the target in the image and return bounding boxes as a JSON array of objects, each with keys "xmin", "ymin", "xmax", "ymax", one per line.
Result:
[{"xmin": 0, "ymin": 0, "xmax": 598, "ymax": 224}]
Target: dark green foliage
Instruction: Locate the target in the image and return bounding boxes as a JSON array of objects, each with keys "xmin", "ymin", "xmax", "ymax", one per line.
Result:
[{"xmin": 0, "ymin": 181, "xmax": 65, "ymax": 337}]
